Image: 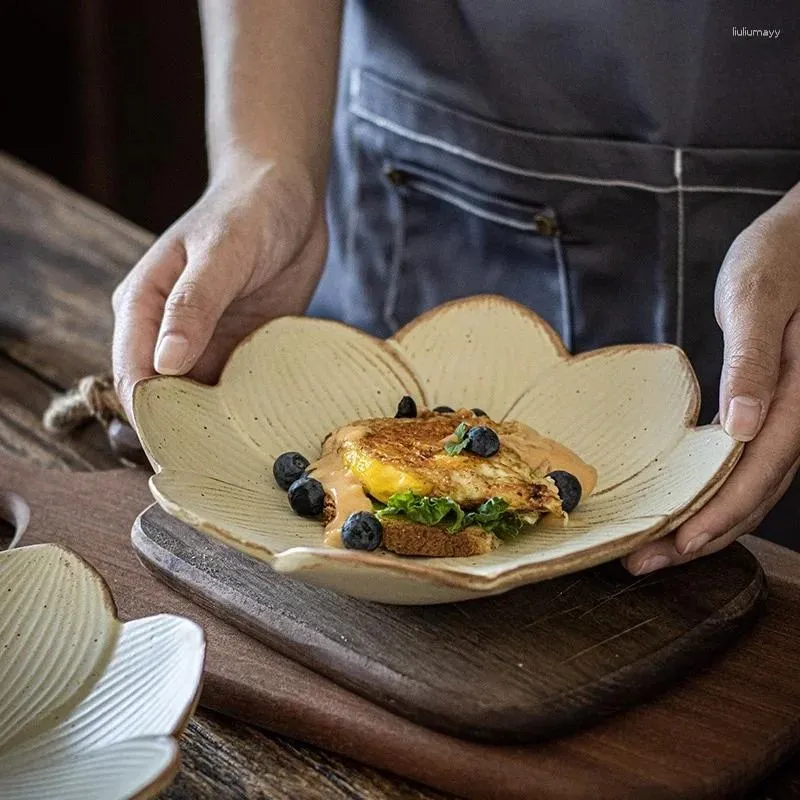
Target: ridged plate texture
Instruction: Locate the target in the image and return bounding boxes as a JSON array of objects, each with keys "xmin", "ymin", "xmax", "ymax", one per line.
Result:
[{"xmin": 134, "ymin": 296, "xmax": 742, "ymax": 604}]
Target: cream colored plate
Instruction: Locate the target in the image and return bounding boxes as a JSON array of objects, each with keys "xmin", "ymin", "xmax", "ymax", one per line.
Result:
[
  {"xmin": 0, "ymin": 544, "xmax": 205, "ymax": 800},
  {"xmin": 133, "ymin": 296, "xmax": 742, "ymax": 605}
]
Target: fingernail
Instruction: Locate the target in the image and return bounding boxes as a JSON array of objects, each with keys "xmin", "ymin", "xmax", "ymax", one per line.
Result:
[
  {"xmin": 154, "ymin": 333, "xmax": 190, "ymax": 374},
  {"xmin": 631, "ymin": 555, "xmax": 671, "ymax": 575},
  {"xmin": 724, "ymin": 396, "xmax": 763, "ymax": 442},
  {"xmin": 681, "ymin": 532, "xmax": 711, "ymax": 555}
]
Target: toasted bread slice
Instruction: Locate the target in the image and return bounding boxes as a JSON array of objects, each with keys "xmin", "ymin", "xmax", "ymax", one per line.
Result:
[
  {"xmin": 325, "ymin": 495, "xmax": 497, "ymax": 556},
  {"xmin": 381, "ymin": 518, "xmax": 498, "ymax": 558}
]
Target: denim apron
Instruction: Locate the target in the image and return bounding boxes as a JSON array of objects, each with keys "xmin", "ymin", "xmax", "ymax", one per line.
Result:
[{"xmin": 309, "ymin": 1, "xmax": 800, "ymax": 544}]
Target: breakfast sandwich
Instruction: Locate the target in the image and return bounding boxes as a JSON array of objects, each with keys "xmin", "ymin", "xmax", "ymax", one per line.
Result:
[{"xmin": 272, "ymin": 398, "xmax": 597, "ymax": 558}]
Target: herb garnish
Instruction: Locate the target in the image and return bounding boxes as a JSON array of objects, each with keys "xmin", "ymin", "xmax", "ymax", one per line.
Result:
[{"xmin": 443, "ymin": 422, "xmax": 470, "ymax": 456}]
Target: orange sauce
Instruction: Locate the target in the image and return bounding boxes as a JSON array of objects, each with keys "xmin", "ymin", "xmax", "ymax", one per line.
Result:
[
  {"xmin": 501, "ymin": 423, "xmax": 597, "ymax": 496},
  {"xmin": 307, "ymin": 450, "xmax": 372, "ymax": 547}
]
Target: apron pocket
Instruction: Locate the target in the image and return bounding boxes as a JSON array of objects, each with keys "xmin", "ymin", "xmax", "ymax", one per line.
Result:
[
  {"xmin": 345, "ymin": 69, "xmax": 679, "ymax": 355},
  {"xmin": 379, "ymin": 160, "xmax": 574, "ymax": 347}
]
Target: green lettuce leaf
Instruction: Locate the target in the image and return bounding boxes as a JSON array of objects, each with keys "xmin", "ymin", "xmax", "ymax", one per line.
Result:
[
  {"xmin": 377, "ymin": 491, "xmax": 525, "ymax": 538},
  {"xmin": 376, "ymin": 490, "xmax": 465, "ymax": 532},
  {"xmin": 465, "ymin": 498, "xmax": 525, "ymax": 540}
]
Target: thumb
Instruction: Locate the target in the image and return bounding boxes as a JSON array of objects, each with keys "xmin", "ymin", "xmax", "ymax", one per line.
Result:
[
  {"xmin": 718, "ymin": 286, "xmax": 786, "ymax": 442},
  {"xmin": 154, "ymin": 237, "xmax": 242, "ymax": 376}
]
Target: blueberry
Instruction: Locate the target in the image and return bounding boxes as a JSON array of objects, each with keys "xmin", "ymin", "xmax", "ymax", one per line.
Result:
[
  {"xmin": 342, "ymin": 511, "xmax": 383, "ymax": 551},
  {"xmin": 546, "ymin": 470, "xmax": 582, "ymax": 513},
  {"xmin": 433, "ymin": 405, "xmax": 455, "ymax": 413},
  {"xmin": 465, "ymin": 426, "xmax": 500, "ymax": 457},
  {"xmin": 395, "ymin": 395, "xmax": 417, "ymax": 418},
  {"xmin": 287, "ymin": 476, "xmax": 325, "ymax": 516},
  {"xmin": 471, "ymin": 408, "xmax": 487, "ymax": 417},
  {"xmin": 273, "ymin": 451, "xmax": 310, "ymax": 490}
]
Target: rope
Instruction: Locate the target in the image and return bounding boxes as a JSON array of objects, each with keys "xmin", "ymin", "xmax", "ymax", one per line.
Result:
[{"xmin": 43, "ymin": 374, "xmax": 127, "ymax": 434}]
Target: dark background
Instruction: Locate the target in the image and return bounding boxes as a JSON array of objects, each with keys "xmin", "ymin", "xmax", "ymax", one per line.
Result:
[{"xmin": 5, "ymin": 2, "xmax": 207, "ymax": 234}]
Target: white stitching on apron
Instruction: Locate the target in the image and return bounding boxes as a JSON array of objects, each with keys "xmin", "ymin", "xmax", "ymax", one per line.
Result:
[
  {"xmin": 683, "ymin": 185, "xmax": 783, "ymax": 196},
  {"xmin": 386, "ymin": 162, "xmax": 550, "ymax": 211},
  {"xmin": 394, "ymin": 181, "xmax": 543, "ymax": 231},
  {"xmin": 350, "ymin": 104, "xmax": 787, "ymax": 198},
  {"xmin": 674, "ymin": 148, "xmax": 685, "ymax": 347},
  {"xmin": 349, "ymin": 68, "xmax": 361, "ymax": 101},
  {"xmin": 553, "ymin": 236, "xmax": 574, "ymax": 353}
]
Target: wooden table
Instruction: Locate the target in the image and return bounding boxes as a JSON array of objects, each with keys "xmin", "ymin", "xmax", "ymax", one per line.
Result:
[{"xmin": 1, "ymin": 152, "xmax": 798, "ymax": 799}]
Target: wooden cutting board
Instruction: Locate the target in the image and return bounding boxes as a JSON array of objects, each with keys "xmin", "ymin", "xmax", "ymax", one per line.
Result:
[
  {"xmin": 3, "ymin": 452, "xmax": 800, "ymax": 799},
  {"xmin": 133, "ymin": 504, "xmax": 763, "ymax": 743}
]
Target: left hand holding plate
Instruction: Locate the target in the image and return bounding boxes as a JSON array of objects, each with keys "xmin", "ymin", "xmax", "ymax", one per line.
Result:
[{"xmin": 625, "ymin": 186, "xmax": 800, "ymax": 575}]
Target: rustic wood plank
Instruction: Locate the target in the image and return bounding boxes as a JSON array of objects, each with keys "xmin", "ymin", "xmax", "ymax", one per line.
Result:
[
  {"xmin": 0, "ymin": 153, "xmax": 152, "ymax": 386},
  {"xmin": 166, "ymin": 713, "xmax": 450, "ymax": 800},
  {"xmin": 0, "ymin": 354, "xmax": 119, "ymax": 470}
]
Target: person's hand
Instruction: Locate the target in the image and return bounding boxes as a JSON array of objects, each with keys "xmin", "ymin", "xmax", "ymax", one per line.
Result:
[
  {"xmin": 112, "ymin": 155, "xmax": 327, "ymax": 422},
  {"xmin": 625, "ymin": 192, "xmax": 800, "ymax": 575}
]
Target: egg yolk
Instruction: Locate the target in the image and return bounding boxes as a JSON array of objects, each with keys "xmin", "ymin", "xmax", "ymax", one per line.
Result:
[{"xmin": 340, "ymin": 445, "xmax": 431, "ymax": 503}]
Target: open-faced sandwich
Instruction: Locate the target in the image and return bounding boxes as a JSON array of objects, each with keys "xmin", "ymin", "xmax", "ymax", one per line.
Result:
[{"xmin": 271, "ymin": 397, "xmax": 597, "ymax": 558}]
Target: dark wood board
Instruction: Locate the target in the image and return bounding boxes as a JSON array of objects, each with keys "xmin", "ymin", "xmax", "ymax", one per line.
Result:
[
  {"xmin": 1, "ymin": 452, "xmax": 800, "ymax": 798},
  {"xmin": 133, "ymin": 504, "xmax": 764, "ymax": 743}
]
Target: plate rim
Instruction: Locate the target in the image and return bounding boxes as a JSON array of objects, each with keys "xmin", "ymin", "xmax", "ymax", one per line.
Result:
[
  {"xmin": 134, "ymin": 294, "xmax": 743, "ymax": 597},
  {"xmin": 0, "ymin": 542, "xmax": 206, "ymax": 799}
]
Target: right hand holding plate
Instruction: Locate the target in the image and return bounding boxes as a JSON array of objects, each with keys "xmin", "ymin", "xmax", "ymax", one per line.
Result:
[{"xmin": 111, "ymin": 154, "xmax": 327, "ymax": 422}]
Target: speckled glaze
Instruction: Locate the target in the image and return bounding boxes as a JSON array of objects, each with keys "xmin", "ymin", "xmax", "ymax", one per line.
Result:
[
  {"xmin": 133, "ymin": 296, "xmax": 742, "ymax": 605},
  {"xmin": 0, "ymin": 544, "xmax": 205, "ymax": 799}
]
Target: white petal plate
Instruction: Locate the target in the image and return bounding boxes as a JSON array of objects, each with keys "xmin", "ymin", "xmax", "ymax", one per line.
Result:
[
  {"xmin": 133, "ymin": 296, "xmax": 742, "ymax": 605},
  {"xmin": 0, "ymin": 544, "xmax": 205, "ymax": 799}
]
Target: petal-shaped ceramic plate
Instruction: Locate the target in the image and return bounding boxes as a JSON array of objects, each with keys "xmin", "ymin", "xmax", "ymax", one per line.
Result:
[
  {"xmin": 133, "ymin": 296, "xmax": 742, "ymax": 605},
  {"xmin": 0, "ymin": 544, "xmax": 205, "ymax": 800}
]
